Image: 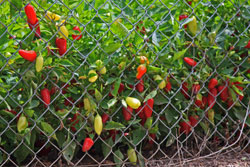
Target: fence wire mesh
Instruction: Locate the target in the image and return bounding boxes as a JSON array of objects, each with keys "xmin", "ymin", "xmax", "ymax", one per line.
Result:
[{"xmin": 0, "ymin": 0, "xmax": 250, "ymax": 166}]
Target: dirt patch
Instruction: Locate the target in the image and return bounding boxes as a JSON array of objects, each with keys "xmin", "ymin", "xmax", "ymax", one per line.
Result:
[{"xmin": 147, "ymin": 151, "xmax": 250, "ymax": 167}]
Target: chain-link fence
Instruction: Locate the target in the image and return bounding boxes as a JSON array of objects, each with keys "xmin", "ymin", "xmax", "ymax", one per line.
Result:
[{"xmin": 0, "ymin": 0, "xmax": 250, "ymax": 166}]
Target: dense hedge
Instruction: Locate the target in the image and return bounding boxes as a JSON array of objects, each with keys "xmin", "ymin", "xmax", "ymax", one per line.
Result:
[{"xmin": 0, "ymin": 0, "xmax": 249, "ymax": 165}]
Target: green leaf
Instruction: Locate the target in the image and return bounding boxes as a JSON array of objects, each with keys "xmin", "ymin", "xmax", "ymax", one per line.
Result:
[
  {"xmin": 234, "ymin": 108, "xmax": 250, "ymax": 126},
  {"xmin": 111, "ymin": 78, "xmax": 121, "ymax": 97},
  {"xmin": 104, "ymin": 121, "xmax": 125, "ymax": 130},
  {"xmin": 229, "ymin": 88, "xmax": 237, "ymax": 102},
  {"xmin": 14, "ymin": 144, "xmax": 30, "ymax": 164},
  {"xmin": 114, "ymin": 149, "xmax": 124, "ymax": 167},
  {"xmin": 40, "ymin": 122, "xmax": 58, "ymax": 141},
  {"xmin": 152, "ymin": 31, "xmax": 160, "ymax": 47},
  {"xmin": 24, "ymin": 128, "xmax": 31, "ymax": 145},
  {"xmin": 107, "ymin": 98, "xmax": 117, "ymax": 108},
  {"xmin": 127, "ymin": 119, "xmax": 142, "ymax": 125},
  {"xmin": 132, "ymin": 127, "xmax": 146, "ymax": 145},
  {"xmin": 57, "ymin": 131, "xmax": 67, "ymax": 148},
  {"xmin": 149, "ymin": 126, "xmax": 159, "ymax": 134},
  {"xmin": 105, "ymin": 77, "xmax": 116, "ymax": 85},
  {"xmin": 44, "ymin": 57, "xmax": 53, "ymax": 65},
  {"xmin": 165, "ymin": 109, "xmax": 178, "ymax": 124},
  {"xmin": 173, "ymin": 49, "xmax": 187, "ymax": 61},
  {"xmin": 0, "ymin": 110, "xmax": 16, "ymax": 118},
  {"xmin": 121, "ymin": 99, "xmax": 127, "ymax": 108},
  {"xmin": 62, "ymin": 134, "xmax": 76, "ymax": 164},
  {"xmin": 144, "ymin": 90, "xmax": 157, "ymax": 102},
  {"xmin": 111, "ymin": 21, "xmax": 129, "ymax": 39},
  {"xmin": 100, "ymin": 99, "xmax": 109, "ymax": 109},
  {"xmin": 236, "ymin": 38, "xmax": 250, "ymax": 47},
  {"xmin": 242, "ymin": 6, "xmax": 250, "ymax": 19},
  {"xmin": 10, "ymin": 0, "xmax": 23, "ymax": 18},
  {"xmin": 154, "ymin": 94, "xmax": 169, "ymax": 105},
  {"xmin": 24, "ymin": 109, "xmax": 34, "ymax": 118},
  {"xmin": 102, "ymin": 137, "xmax": 113, "ymax": 158},
  {"xmin": 29, "ymin": 100, "xmax": 40, "ymax": 109},
  {"xmin": 231, "ymin": 85, "xmax": 244, "ymax": 97},
  {"xmin": 165, "ymin": 135, "xmax": 175, "ymax": 147},
  {"xmin": 180, "ymin": 17, "xmax": 194, "ymax": 27},
  {"xmin": 0, "ymin": 150, "xmax": 3, "ymax": 164},
  {"xmin": 59, "ymin": 59, "xmax": 74, "ymax": 67},
  {"xmin": 104, "ymin": 43, "xmax": 122, "ymax": 54},
  {"xmin": 0, "ymin": 26, "xmax": 8, "ymax": 47},
  {"xmin": 95, "ymin": 89, "xmax": 102, "ymax": 102},
  {"xmin": 138, "ymin": 150, "xmax": 145, "ymax": 167}
]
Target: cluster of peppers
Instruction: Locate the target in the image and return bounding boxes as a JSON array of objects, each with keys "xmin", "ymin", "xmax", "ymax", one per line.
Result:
[
  {"xmin": 179, "ymin": 77, "xmax": 246, "ymax": 135},
  {"xmin": 10, "ymin": 3, "xmax": 249, "ymax": 166}
]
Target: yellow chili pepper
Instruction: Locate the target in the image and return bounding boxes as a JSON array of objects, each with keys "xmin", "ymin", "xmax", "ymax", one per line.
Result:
[
  {"xmin": 126, "ymin": 97, "xmax": 141, "ymax": 109},
  {"xmin": 187, "ymin": 16, "xmax": 197, "ymax": 36},
  {"xmin": 84, "ymin": 97, "xmax": 91, "ymax": 112},
  {"xmin": 154, "ymin": 75, "xmax": 166, "ymax": 89},
  {"xmin": 45, "ymin": 11, "xmax": 61, "ymax": 21},
  {"xmin": 88, "ymin": 70, "xmax": 98, "ymax": 83},
  {"xmin": 57, "ymin": 24, "xmax": 68, "ymax": 39},
  {"xmin": 35, "ymin": 55, "xmax": 43, "ymax": 72},
  {"xmin": 94, "ymin": 114, "xmax": 103, "ymax": 135}
]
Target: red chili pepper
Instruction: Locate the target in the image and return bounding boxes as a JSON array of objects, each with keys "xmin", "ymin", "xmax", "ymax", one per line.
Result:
[
  {"xmin": 28, "ymin": 22, "xmax": 41, "ymax": 37},
  {"xmin": 144, "ymin": 98, "xmax": 154, "ymax": 118},
  {"xmin": 62, "ymin": 83, "xmax": 70, "ymax": 94},
  {"xmin": 148, "ymin": 133, "xmax": 156, "ymax": 145},
  {"xmin": 72, "ymin": 26, "xmax": 82, "ymax": 40},
  {"xmin": 109, "ymin": 130, "xmax": 118, "ymax": 141},
  {"xmin": 55, "ymin": 38, "xmax": 67, "ymax": 56},
  {"xmin": 195, "ymin": 99, "xmax": 202, "ymax": 107},
  {"xmin": 136, "ymin": 79, "xmax": 144, "ymax": 93},
  {"xmin": 64, "ymin": 97, "xmax": 74, "ymax": 106},
  {"xmin": 140, "ymin": 26, "xmax": 146, "ymax": 34},
  {"xmin": 201, "ymin": 96, "xmax": 207, "ymax": 109},
  {"xmin": 136, "ymin": 65, "xmax": 147, "ymax": 79},
  {"xmin": 181, "ymin": 82, "xmax": 190, "ymax": 99},
  {"xmin": 82, "ymin": 138, "xmax": 94, "ymax": 152},
  {"xmin": 208, "ymin": 78, "xmax": 218, "ymax": 89},
  {"xmin": 140, "ymin": 117, "xmax": 147, "ymax": 126},
  {"xmin": 184, "ymin": 57, "xmax": 197, "ymax": 67},
  {"xmin": 244, "ymin": 40, "xmax": 250, "ymax": 49},
  {"xmin": 128, "ymin": 84, "xmax": 134, "ymax": 89},
  {"xmin": 41, "ymin": 88, "xmax": 51, "ymax": 107},
  {"xmin": 207, "ymin": 88, "xmax": 217, "ymax": 109},
  {"xmin": 179, "ymin": 121, "xmax": 191, "ymax": 135},
  {"xmin": 164, "ymin": 77, "xmax": 171, "ymax": 93},
  {"xmin": 189, "ymin": 115, "xmax": 199, "ymax": 127},
  {"xmin": 135, "ymin": 106, "xmax": 145, "ymax": 119},
  {"xmin": 122, "ymin": 106, "xmax": 133, "ymax": 121},
  {"xmin": 118, "ymin": 83, "xmax": 125, "ymax": 94},
  {"xmin": 76, "ymin": 101, "xmax": 84, "ymax": 108},
  {"xmin": 50, "ymin": 86, "xmax": 58, "ymax": 95},
  {"xmin": 18, "ymin": 50, "xmax": 37, "ymax": 62},
  {"xmin": 179, "ymin": 14, "xmax": 188, "ymax": 28},
  {"xmin": 25, "ymin": 4, "xmax": 38, "ymax": 25},
  {"xmin": 102, "ymin": 113, "xmax": 109, "ymax": 124},
  {"xmin": 217, "ymin": 85, "xmax": 228, "ymax": 102},
  {"xmin": 25, "ymin": 4, "xmax": 40, "ymax": 37},
  {"xmin": 70, "ymin": 112, "xmax": 80, "ymax": 132},
  {"xmin": 192, "ymin": 83, "xmax": 200, "ymax": 94},
  {"xmin": 227, "ymin": 100, "xmax": 234, "ymax": 108}
]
